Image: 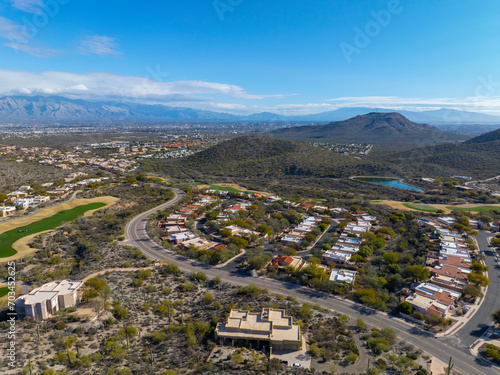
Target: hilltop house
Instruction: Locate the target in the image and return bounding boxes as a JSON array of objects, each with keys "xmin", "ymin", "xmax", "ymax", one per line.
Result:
[
  {"xmin": 16, "ymin": 280, "xmax": 83, "ymax": 320},
  {"xmin": 215, "ymin": 309, "xmax": 301, "ymax": 351}
]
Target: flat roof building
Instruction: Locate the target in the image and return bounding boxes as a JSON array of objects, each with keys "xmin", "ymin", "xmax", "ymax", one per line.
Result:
[
  {"xmin": 329, "ymin": 269, "xmax": 357, "ymax": 284},
  {"xmin": 16, "ymin": 280, "xmax": 83, "ymax": 321},
  {"xmin": 215, "ymin": 309, "xmax": 301, "ymax": 351}
]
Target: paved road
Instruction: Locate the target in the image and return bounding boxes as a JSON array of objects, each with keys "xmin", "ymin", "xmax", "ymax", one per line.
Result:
[
  {"xmin": 443, "ymin": 232, "xmax": 499, "ymax": 349},
  {"xmin": 124, "ymin": 191, "xmax": 499, "ymax": 375}
]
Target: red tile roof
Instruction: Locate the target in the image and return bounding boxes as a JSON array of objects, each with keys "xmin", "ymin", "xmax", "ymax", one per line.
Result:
[{"xmin": 271, "ymin": 255, "xmax": 294, "ymax": 267}]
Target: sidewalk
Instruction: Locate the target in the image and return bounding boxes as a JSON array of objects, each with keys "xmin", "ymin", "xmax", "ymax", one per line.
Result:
[
  {"xmin": 469, "ymin": 327, "xmax": 500, "ymax": 371},
  {"xmin": 435, "ymin": 288, "xmax": 486, "ymax": 337}
]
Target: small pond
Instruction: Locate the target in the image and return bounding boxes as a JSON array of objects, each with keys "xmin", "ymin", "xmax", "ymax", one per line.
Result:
[{"xmin": 354, "ymin": 177, "xmax": 423, "ymax": 192}]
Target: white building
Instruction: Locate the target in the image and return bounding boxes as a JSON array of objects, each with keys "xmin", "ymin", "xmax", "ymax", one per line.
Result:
[
  {"xmin": 16, "ymin": 280, "xmax": 84, "ymax": 320},
  {"xmin": 0, "ymin": 206, "xmax": 16, "ymax": 217},
  {"xmin": 329, "ymin": 269, "xmax": 357, "ymax": 284},
  {"xmin": 14, "ymin": 198, "xmax": 36, "ymax": 208}
]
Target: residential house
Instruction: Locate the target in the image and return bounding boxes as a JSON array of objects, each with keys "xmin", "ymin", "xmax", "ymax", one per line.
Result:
[
  {"xmin": 437, "ymin": 217, "xmax": 457, "ymax": 227},
  {"xmin": 14, "ymin": 198, "xmax": 36, "ymax": 208},
  {"xmin": 215, "ymin": 309, "xmax": 301, "ymax": 351},
  {"xmin": 181, "ymin": 238, "xmax": 219, "ymax": 251},
  {"xmin": 270, "ymin": 255, "xmax": 303, "ymax": 269},
  {"xmin": 405, "ymin": 293, "xmax": 451, "ymax": 317},
  {"xmin": 16, "ymin": 280, "xmax": 83, "ymax": 321},
  {"xmin": 415, "ymin": 283, "xmax": 461, "ymax": 305},
  {"xmin": 0, "ymin": 206, "xmax": 16, "ymax": 217},
  {"xmin": 322, "ymin": 250, "xmax": 352, "ymax": 265},
  {"xmin": 329, "ymin": 269, "xmax": 357, "ymax": 284}
]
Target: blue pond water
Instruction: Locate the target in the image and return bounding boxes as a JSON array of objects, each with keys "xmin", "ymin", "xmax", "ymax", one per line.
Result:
[{"xmin": 356, "ymin": 178, "xmax": 423, "ymax": 192}]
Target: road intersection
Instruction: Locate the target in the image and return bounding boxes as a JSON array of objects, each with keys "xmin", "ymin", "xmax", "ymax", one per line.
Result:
[{"xmin": 124, "ymin": 189, "xmax": 499, "ymax": 375}]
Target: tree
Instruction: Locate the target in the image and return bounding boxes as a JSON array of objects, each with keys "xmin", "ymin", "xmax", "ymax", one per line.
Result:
[
  {"xmin": 399, "ymin": 301, "xmax": 413, "ymax": 315},
  {"xmin": 230, "ymin": 352, "xmax": 244, "ymax": 365},
  {"xmin": 492, "ymin": 308, "xmax": 500, "ymax": 325},
  {"xmin": 117, "ymin": 325, "xmax": 138, "ymax": 349},
  {"xmin": 299, "ymin": 303, "xmax": 313, "ymax": 322},
  {"xmin": 471, "ymin": 262, "xmax": 488, "ymax": 274},
  {"xmin": 356, "ymin": 318, "xmax": 367, "ymax": 332},
  {"xmin": 309, "ymin": 344, "xmax": 321, "ymax": 357},
  {"xmin": 468, "ymin": 272, "xmax": 490, "ymax": 287},
  {"xmin": 404, "ymin": 265, "xmax": 430, "ymax": 283},
  {"xmin": 383, "ymin": 252, "xmax": 399, "ymax": 264},
  {"xmin": 82, "ymin": 277, "xmax": 107, "ymax": 300},
  {"xmin": 203, "ymin": 292, "xmax": 214, "ymax": 305},
  {"xmin": 268, "ymin": 357, "xmax": 282, "ymax": 370},
  {"xmin": 112, "ymin": 301, "xmax": 129, "ymax": 320},
  {"xmin": 61, "ymin": 336, "xmax": 76, "ymax": 365},
  {"xmin": 463, "ymin": 284, "xmax": 483, "ymax": 299},
  {"xmin": 491, "ymin": 237, "xmax": 500, "ymax": 247},
  {"xmin": 346, "ymin": 351, "xmax": 358, "ymax": 363},
  {"xmin": 380, "ymin": 327, "xmax": 397, "ymax": 345}
]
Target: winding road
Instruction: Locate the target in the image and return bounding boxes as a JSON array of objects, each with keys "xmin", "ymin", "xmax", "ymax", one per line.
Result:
[{"xmin": 124, "ymin": 188, "xmax": 499, "ymax": 375}]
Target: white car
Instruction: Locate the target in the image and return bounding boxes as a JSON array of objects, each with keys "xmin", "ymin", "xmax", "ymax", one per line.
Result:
[{"xmin": 291, "ymin": 363, "xmax": 302, "ymax": 367}]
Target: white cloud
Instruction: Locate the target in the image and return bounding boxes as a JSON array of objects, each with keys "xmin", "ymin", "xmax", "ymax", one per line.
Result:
[
  {"xmin": 10, "ymin": 0, "xmax": 44, "ymax": 13},
  {"xmin": 3, "ymin": 68, "xmax": 500, "ymax": 116},
  {"xmin": 0, "ymin": 16, "xmax": 61, "ymax": 57},
  {"xmin": 0, "ymin": 16, "xmax": 28, "ymax": 44},
  {"xmin": 324, "ymin": 95, "xmax": 500, "ymax": 115},
  {"xmin": 3, "ymin": 42, "xmax": 60, "ymax": 57},
  {"xmin": 78, "ymin": 35, "xmax": 121, "ymax": 56},
  {"xmin": 0, "ymin": 68, "xmax": 285, "ymax": 104}
]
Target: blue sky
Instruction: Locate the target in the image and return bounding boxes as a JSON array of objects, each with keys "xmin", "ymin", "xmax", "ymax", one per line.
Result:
[{"xmin": 1, "ymin": 0, "xmax": 500, "ymax": 115}]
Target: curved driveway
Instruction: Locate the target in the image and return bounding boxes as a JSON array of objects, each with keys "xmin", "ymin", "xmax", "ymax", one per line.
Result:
[{"xmin": 124, "ymin": 190, "xmax": 498, "ymax": 375}]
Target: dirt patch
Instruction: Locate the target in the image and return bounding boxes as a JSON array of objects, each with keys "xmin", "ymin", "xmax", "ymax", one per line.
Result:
[{"xmin": 0, "ymin": 196, "xmax": 119, "ymax": 263}]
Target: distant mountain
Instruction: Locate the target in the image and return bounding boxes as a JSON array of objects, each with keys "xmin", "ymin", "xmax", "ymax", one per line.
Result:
[
  {"xmin": 1, "ymin": 95, "xmax": 500, "ymax": 125},
  {"xmin": 464, "ymin": 128, "xmax": 500, "ymax": 144},
  {"xmin": 296, "ymin": 107, "xmax": 500, "ymax": 124},
  {"xmin": 170, "ymin": 135, "xmax": 352, "ymax": 179},
  {"xmin": 0, "ymin": 96, "xmax": 240, "ymax": 121},
  {"xmin": 268, "ymin": 112, "xmax": 467, "ymax": 149},
  {"xmin": 388, "ymin": 127, "xmax": 500, "ymax": 178}
]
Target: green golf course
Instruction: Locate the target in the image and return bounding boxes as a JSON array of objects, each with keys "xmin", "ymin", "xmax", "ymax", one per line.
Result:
[
  {"xmin": 0, "ymin": 202, "xmax": 107, "ymax": 258},
  {"xmin": 0, "ymin": 287, "xmax": 9, "ymax": 298},
  {"xmin": 446, "ymin": 206, "xmax": 500, "ymax": 213},
  {"xmin": 403, "ymin": 203, "xmax": 440, "ymax": 213}
]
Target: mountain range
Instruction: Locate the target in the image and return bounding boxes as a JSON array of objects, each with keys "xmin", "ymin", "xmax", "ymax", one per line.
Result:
[
  {"xmin": 268, "ymin": 112, "xmax": 467, "ymax": 149},
  {"xmin": 388, "ymin": 127, "xmax": 500, "ymax": 178},
  {"xmin": 1, "ymin": 95, "xmax": 500, "ymax": 125},
  {"xmin": 154, "ymin": 127, "xmax": 500, "ymax": 190}
]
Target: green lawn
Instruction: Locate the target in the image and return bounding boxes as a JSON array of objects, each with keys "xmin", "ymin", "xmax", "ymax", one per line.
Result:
[
  {"xmin": 446, "ymin": 206, "xmax": 500, "ymax": 213},
  {"xmin": 403, "ymin": 203, "xmax": 440, "ymax": 213},
  {"xmin": 208, "ymin": 185, "xmax": 257, "ymax": 194},
  {"xmin": 0, "ymin": 202, "xmax": 106, "ymax": 258},
  {"xmin": 0, "ymin": 287, "xmax": 9, "ymax": 298}
]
